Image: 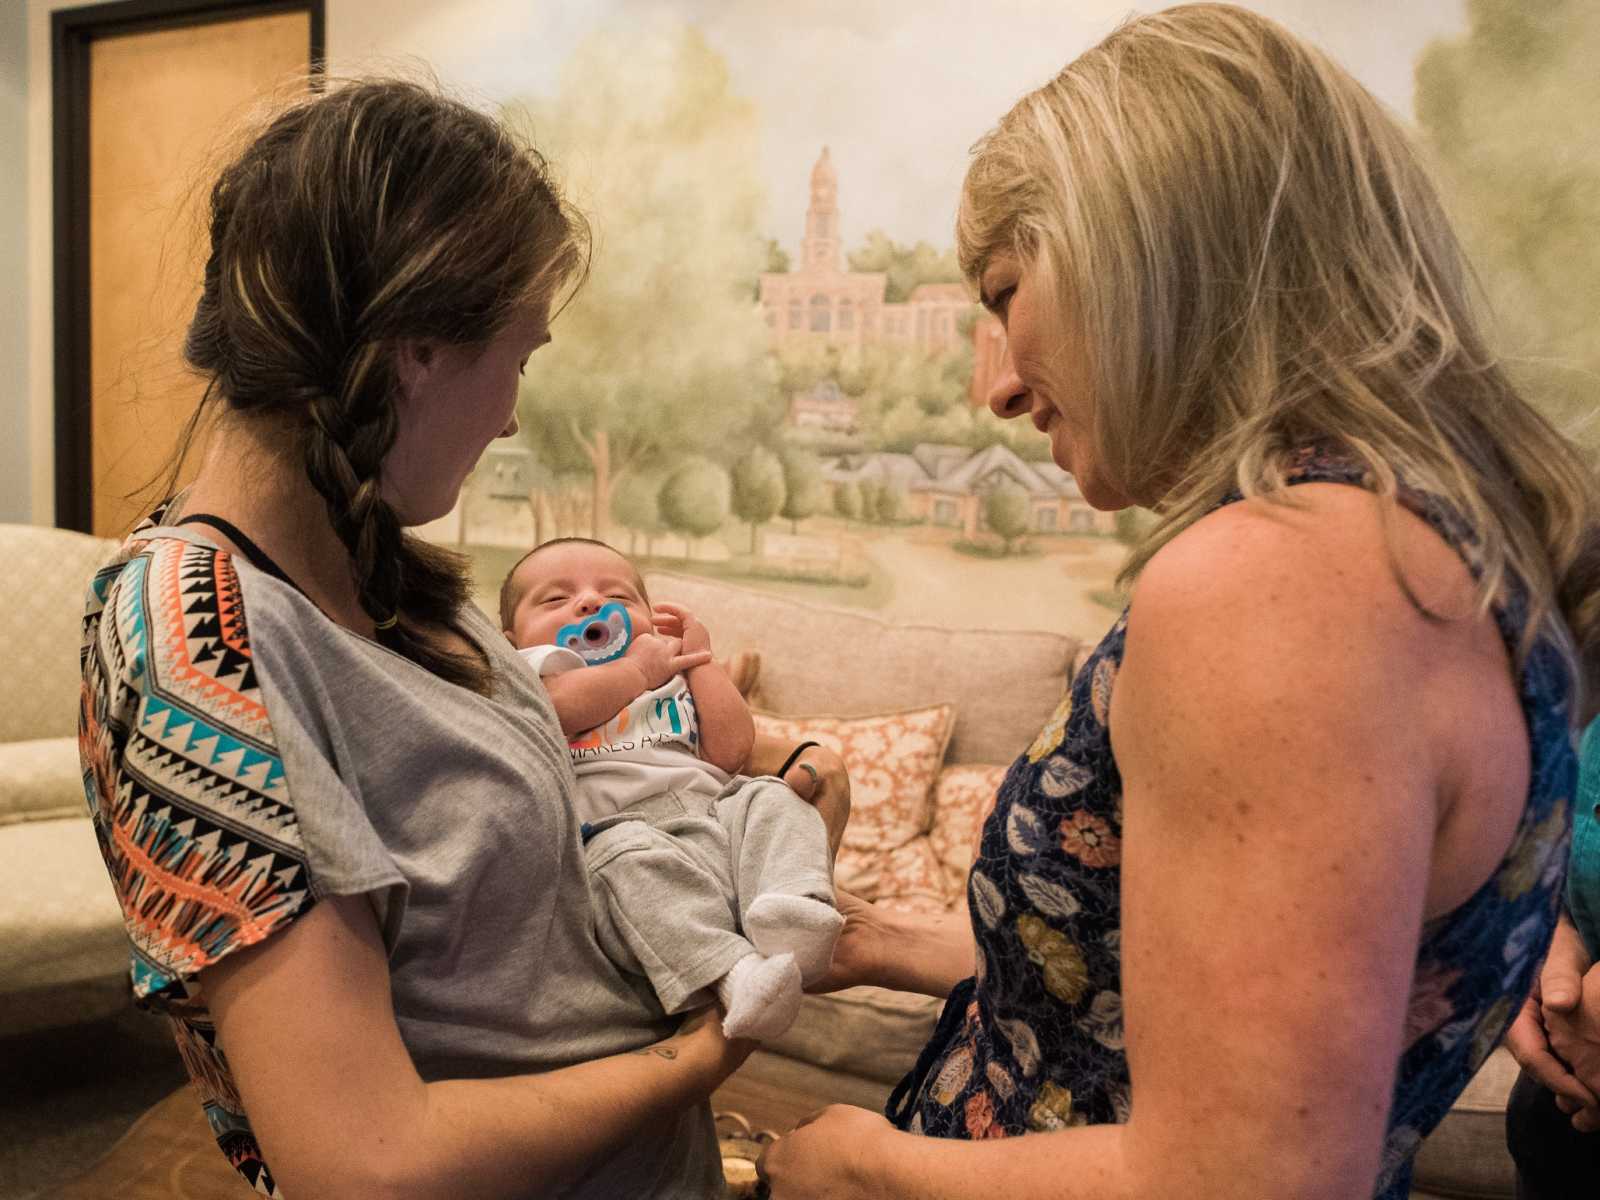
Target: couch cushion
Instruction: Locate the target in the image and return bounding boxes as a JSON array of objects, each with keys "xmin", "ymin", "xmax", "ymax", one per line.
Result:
[
  {"xmin": 643, "ymin": 571, "xmax": 1078, "ymax": 766},
  {"xmin": 0, "ymin": 817, "xmax": 127, "ymax": 994},
  {"xmin": 0, "ymin": 524, "xmax": 119, "ymax": 744},
  {"xmin": 0, "ymin": 737, "xmax": 87, "ymax": 826},
  {"xmin": 1408, "ymin": 1045, "xmax": 1519, "ymax": 1198},
  {"xmin": 765, "ymin": 985, "xmax": 943, "ymax": 1085}
]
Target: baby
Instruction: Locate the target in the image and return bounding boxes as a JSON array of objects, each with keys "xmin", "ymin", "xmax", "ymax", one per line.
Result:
[{"xmin": 500, "ymin": 538, "xmax": 843, "ymax": 1040}]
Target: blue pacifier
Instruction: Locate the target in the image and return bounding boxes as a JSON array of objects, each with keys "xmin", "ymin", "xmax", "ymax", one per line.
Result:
[{"xmin": 556, "ymin": 602, "xmax": 633, "ymax": 666}]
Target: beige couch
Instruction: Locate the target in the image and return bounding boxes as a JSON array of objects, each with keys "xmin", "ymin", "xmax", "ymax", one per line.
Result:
[
  {"xmin": 0, "ymin": 524, "xmax": 129, "ymax": 1035},
  {"xmin": 645, "ymin": 569, "xmax": 1522, "ymax": 1200},
  {"xmin": 0, "ymin": 533, "xmax": 1520, "ymax": 1197}
]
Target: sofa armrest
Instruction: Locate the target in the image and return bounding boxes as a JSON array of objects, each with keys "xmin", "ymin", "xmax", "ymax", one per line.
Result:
[{"xmin": 0, "ymin": 737, "xmax": 87, "ymax": 827}]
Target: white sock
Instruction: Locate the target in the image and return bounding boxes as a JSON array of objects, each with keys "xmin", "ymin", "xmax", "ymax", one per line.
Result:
[
  {"xmin": 713, "ymin": 952, "xmax": 801, "ymax": 1041},
  {"xmin": 744, "ymin": 893, "xmax": 844, "ymax": 988}
]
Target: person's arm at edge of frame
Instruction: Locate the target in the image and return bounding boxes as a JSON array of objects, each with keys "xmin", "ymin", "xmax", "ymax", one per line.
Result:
[
  {"xmin": 761, "ymin": 490, "xmax": 1451, "ymax": 1199},
  {"xmin": 202, "ymin": 891, "xmax": 750, "ymax": 1200}
]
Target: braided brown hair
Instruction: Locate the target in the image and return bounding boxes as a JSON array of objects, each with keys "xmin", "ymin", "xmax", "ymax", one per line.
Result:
[{"xmin": 180, "ymin": 78, "xmax": 588, "ymax": 692}]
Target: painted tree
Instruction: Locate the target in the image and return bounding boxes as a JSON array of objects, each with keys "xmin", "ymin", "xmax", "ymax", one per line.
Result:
[
  {"xmin": 730, "ymin": 446, "xmax": 786, "ymax": 553},
  {"xmin": 847, "ymin": 232, "xmax": 965, "ymax": 304},
  {"xmin": 763, "ymin": 238, "xmax": 792, "ymax": 274},
  {"xmin": 773, "ymin": 341, "xmax": 840, "ymax": 401},
  {"xmin": 749, "ymin": 237, "xmax": 791, "ymax": 300},
  {"xmin": 984, "ymin": 486, "xmax": 1030, "ymax": 555},
  {"xmin": 778, "ymin": 449, "xmax": 827, "ymax": 533},
  {"xmin": 1415, "ymin": 0, "xmax": 1600, "ymax": 449},
  {"xmin": 659, "ymin": 458, "xmax": 731, "ymax": 559},
  {"xmin": 858, "ymin": 480, "xmax": 884, "ymax": 523},
  {"xmin": 833, "ymin": 480, "xmax": 863, "ymax": 521},
  {"xmin": 611, "ymin": 469, "xmax": 668, "ymax": 557},
  {"xmin": 874, "ymin": 482, "xmax": 907, "ymax": 524},
  {"xmin": 508, "ymin": 25, "xmax": 775, "ymax": 540}
]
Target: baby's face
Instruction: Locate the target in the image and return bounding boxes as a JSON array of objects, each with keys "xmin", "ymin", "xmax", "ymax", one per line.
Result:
[{"xmin": 504, "ymin": 542, "xmax": 654, "ymax": 652}]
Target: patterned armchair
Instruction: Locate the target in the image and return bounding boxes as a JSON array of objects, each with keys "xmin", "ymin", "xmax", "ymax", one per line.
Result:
[{"xmin": 0, "ymin": 523, "xmax": 127, "ymax": 1034}]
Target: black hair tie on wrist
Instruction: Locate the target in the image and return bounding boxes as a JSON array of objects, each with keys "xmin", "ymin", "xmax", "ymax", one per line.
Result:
[{"xmin": 776, "ymin": 739, "xmax": 822, "ymax": 781}]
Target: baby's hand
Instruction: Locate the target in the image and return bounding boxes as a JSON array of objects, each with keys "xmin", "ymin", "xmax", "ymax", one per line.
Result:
[
  {"xmin": 653, "ymin": 602, "xmax": 712, "ymax": 657},
  {"xmin": 625, "ymin": 632, "xmax": 711, "ymax": 690}
]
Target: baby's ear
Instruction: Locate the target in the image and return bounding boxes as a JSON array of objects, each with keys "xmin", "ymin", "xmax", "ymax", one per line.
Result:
[{"xmin": 503, "ymin": 628, "xmax": 517, "ymax": 647}]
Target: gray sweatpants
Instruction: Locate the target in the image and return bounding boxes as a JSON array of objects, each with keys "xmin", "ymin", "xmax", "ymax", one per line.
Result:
[{"xmin": 582, "ymin": 776, "xmax": 835, "ymax": 1014}]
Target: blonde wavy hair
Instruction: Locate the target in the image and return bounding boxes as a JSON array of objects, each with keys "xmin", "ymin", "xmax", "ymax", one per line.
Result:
[{"xmin": 958, "ymin": 2, "xmax": 1600, "ymax": 721}]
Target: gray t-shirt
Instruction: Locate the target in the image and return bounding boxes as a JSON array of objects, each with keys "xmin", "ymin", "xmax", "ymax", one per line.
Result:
[{"xmin": 104, "ymin": 525, "xmax": 720, "ymax": 1199}]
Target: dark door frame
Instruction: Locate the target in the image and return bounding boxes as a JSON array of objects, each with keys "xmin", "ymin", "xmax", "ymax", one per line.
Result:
[{"xmin": 51, "ymin": 0, "xmax": 324, "ymax": 532}]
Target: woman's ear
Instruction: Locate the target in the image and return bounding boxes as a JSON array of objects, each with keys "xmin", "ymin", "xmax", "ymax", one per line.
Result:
[{"xmin": 393, "ymin": 338, "xmax": 438, "ymax": 400}]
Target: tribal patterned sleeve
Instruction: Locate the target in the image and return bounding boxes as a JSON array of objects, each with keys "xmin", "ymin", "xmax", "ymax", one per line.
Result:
[{"xmin": 78, "ymin": 536, "xmax": 315, "ymax": 1009}]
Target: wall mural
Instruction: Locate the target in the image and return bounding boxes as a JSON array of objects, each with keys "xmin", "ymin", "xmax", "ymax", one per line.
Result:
[{"xmin": 388, "ymin": 0, "xmax": 1594, "ymax": 645}]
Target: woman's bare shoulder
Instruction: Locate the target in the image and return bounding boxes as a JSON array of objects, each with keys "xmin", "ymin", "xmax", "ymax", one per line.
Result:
[
  {"xmin": 1130, "ymin": 482, "xmax": 1479, "ymax": 646},
  {"xmin": 1115, "ymin": 481, "xmax": 1503, "ymax": 798}
]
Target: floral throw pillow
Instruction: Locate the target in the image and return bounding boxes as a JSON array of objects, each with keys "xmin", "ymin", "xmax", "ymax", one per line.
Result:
[
  {"xmin": 752, "ymin": 704, "xmax": 956, "ymax": 903},
  {"xmin": 842, "ymin": 838, "xmax": 949, "ymax": 911},
  {"xmin": 927, "ymin": 764, "xmax": 1009, "ymax": 903}
]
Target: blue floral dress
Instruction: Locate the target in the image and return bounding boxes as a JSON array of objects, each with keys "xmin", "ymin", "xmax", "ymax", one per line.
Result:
[{"xmin": 887, "ymin": 451, "xmax": 1576, "ymax": 1199}]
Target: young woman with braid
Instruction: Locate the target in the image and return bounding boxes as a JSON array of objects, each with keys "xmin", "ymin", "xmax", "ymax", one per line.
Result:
[{"xmin": 77, "ymin": 79, "xmax": 848, "ymax": 1199}]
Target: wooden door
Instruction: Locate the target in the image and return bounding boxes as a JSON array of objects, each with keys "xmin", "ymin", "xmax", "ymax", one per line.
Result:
[{"xmin": 57, "ymin": 4, "xmax": 318, "ymax": 537}]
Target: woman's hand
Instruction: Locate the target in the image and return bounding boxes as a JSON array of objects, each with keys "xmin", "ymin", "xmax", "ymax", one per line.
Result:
[
  {"xmin": 1545, "ymin": 971, "xmax": 1600, "ymax": 1132},
  {"xmin": 789, "ymin": 743, "xmax": 850, "ymax": 862},
  {"xmin": 805, "ymin": 890, "xmax": 883, "ymax": 994},
  {"xmin": 785, "ymin": 749, "xmax": 850, "ymax": 863},
  {"xmin": 749, "ymin": 733, "xmax": 851, "ymax": 862},
  {"xmin": 1506, "ymin": 915, "xmax": 1600, "ymax": 1126},
  {"xmin": 757, "ymin": 1105, "xmax": 895, "ymax": 1200},
  {"xmin": 805, "ymin": 890, "xmax": 976, "ymax": 998}
]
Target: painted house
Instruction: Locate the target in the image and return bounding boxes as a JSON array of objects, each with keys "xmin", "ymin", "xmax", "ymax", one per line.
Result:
[{"xmin": 822, "ymin": 442, "xmax": 1116, "ymax": 538}]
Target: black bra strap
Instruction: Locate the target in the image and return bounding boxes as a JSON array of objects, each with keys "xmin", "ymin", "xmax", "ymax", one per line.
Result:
[{"xmin": 173, "ymin": 513, "xmax": 302, "ymax": 594}]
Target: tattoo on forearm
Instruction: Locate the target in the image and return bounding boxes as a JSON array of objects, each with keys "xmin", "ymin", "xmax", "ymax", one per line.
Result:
[{"xmin": 629, "ymin": 1046, "xmax": 680, "ymax": 1060}]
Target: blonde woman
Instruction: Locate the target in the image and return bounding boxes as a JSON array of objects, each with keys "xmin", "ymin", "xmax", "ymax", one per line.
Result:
[{"xmin": 760, "ymin": 5, "xmax": 1600, "ymax": 1199}]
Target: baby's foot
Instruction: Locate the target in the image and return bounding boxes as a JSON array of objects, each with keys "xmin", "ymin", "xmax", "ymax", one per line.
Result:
[
  {"xmin": 745, "ymin": 893, "xmax": 844, "ymax": 987},
  {"xmin": 715, "ymin": 952, "xmax": 802, "ymax": 1041}
]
